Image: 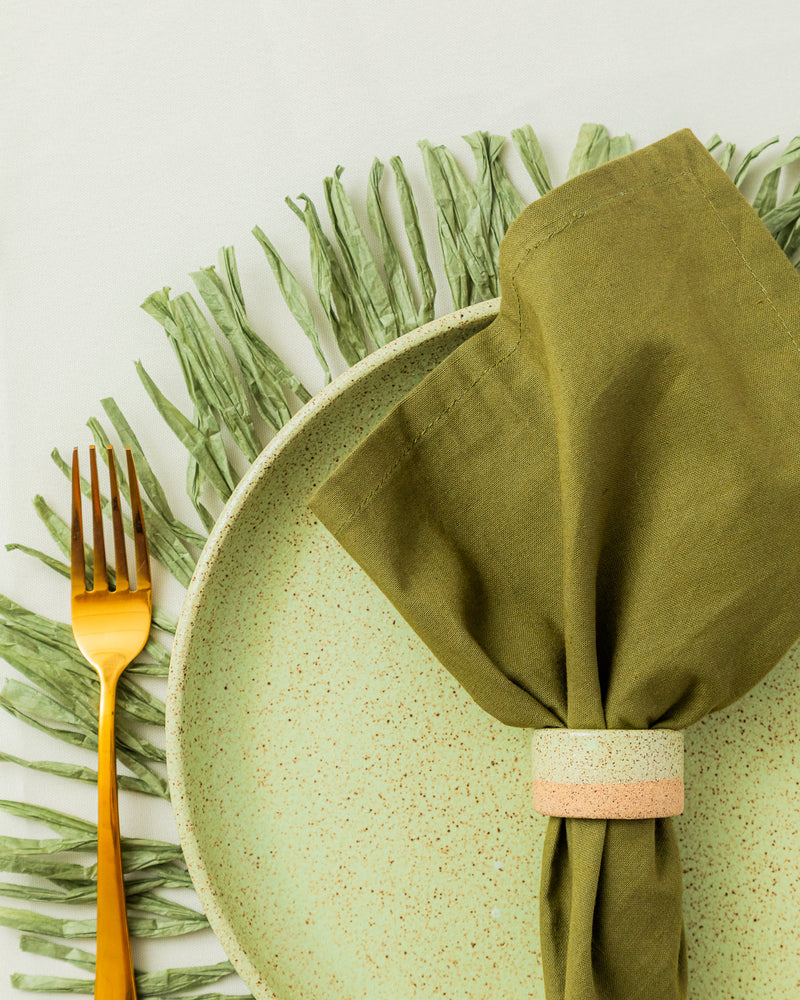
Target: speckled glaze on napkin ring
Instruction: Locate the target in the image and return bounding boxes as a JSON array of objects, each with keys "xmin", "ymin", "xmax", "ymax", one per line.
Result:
[{"xmin": 532, "ymin": 729, "xmax": 684, "ymax": 819}]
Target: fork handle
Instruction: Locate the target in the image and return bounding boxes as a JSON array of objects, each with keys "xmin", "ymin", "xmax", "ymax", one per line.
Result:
[{"xmin": 95, "ymin": 674, "xmax": 137, "ymax": 1000}]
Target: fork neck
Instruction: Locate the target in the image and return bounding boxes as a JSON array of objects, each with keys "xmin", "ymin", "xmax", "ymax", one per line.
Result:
[{"xmin": 90, "ymin": 654, "xmax": 130, "ymax": 684}]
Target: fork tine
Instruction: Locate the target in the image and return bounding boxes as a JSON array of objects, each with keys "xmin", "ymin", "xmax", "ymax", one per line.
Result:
[
  {"xmin": 70, "ymin": 449, "xmax": 86, "ymax": 596},
  {"xmin": 126, "ymin": 447, "xmax": 151, "ymax": 591},
  {"xmin": 89, "ymin": 445, "xmax": 108, "ymax": 591},
  {"xmin": 106, "ymin": 445, "xmax": 129, "ymax": 591}
]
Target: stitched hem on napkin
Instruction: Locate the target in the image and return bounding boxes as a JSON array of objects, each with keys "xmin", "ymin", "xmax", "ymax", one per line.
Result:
[{"xmin": 309, "ymin": 127, "xmax": 800, "ymax": 537}]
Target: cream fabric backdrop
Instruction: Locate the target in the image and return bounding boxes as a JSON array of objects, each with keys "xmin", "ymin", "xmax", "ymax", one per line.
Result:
[{"xmin": 2, "ymin": 1, "xmax": 799, "ymax": 996}]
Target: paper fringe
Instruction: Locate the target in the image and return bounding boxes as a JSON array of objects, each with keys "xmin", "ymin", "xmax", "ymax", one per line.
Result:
[{"xmin": 1, "ymin": 123, "xmax": 799, "ymax": 995}]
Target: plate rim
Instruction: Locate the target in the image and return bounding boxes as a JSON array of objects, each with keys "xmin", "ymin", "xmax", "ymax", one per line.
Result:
[{"xmin": 164, "ymin": 297, "xmax": 500, "ymax": 996}]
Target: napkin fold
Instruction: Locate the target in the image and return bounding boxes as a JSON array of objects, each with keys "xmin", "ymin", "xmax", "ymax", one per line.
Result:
[{"xmin": 308, "ymin": 129, "xmax": 800, "ymax": 999}]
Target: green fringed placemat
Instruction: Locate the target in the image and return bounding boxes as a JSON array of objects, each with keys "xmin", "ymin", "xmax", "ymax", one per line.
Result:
[{"xmin": 2, "ymin": 123, "xmax": 799, "ymax": 998}]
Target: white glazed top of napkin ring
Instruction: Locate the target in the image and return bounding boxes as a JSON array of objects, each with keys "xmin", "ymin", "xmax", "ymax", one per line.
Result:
[{"xmin": 532, "ymin": 729, "xmax": 684, "ymax": 819}]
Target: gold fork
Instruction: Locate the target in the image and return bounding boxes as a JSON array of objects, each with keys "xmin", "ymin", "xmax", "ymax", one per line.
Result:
[{"xmin": 71, "ymin": 445, "xmax": 152, "ymax": 1000}]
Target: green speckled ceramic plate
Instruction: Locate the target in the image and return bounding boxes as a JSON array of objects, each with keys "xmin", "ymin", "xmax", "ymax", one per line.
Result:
[{"xmin": 166, "ymin": 300, "xmax": 800, "ymax": 999}]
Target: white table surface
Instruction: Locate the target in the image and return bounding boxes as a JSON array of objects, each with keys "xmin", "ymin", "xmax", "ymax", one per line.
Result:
[{"xmin": 2, "ymin": 1, "xmax": 799, "ymax": 996}]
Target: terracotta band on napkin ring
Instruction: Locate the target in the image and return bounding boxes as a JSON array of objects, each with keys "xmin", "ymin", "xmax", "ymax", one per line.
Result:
[{"xmin": 531, "ymin": 729, "xmax": 684, "ymax": 819}]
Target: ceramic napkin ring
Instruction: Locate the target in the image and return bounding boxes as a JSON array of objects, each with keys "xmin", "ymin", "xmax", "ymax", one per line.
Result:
[{"xmin": 532, "ymin": 729, "xmax": 684, "ymax": 819}]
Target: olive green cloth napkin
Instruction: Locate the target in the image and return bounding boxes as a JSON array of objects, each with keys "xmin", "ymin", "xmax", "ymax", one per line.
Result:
[{"xmin": 308, "ymin": 128, "xmax": 800, "ymax": 999}]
